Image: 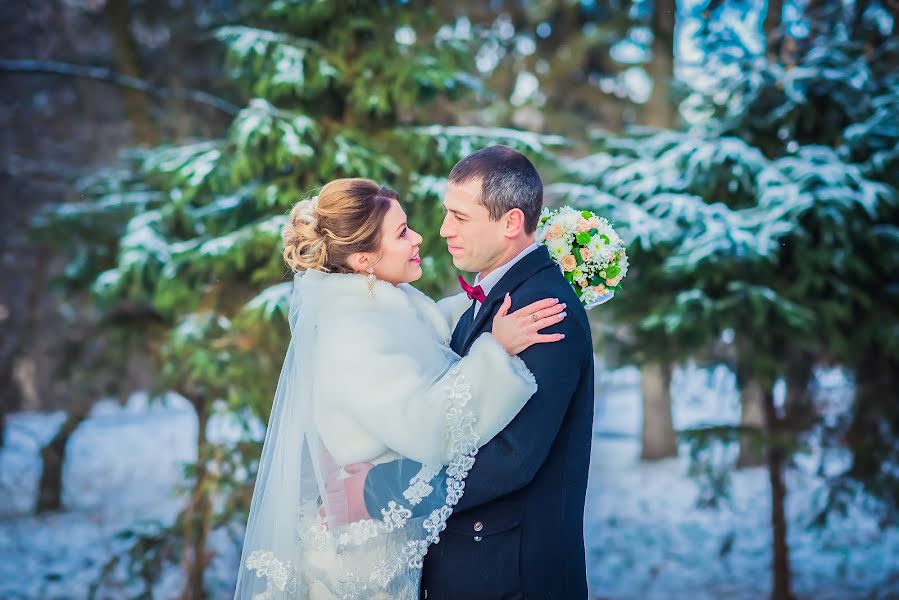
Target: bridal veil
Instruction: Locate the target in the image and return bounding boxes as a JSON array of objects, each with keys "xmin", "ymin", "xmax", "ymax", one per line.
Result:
[{"xmin": 234, "ymin": 272, "xmax": 517, "ymax": 600}]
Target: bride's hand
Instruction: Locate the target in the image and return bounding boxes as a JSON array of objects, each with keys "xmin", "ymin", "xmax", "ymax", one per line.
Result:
[{"xmin": 492, "ymin": 294, "xmax": 567, "ymax": 355}]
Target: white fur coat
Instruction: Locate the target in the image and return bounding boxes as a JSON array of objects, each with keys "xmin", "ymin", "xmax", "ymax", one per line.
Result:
[{"xmin": 293, "ymin": 269, "xmax": 537, "ymax": 467}]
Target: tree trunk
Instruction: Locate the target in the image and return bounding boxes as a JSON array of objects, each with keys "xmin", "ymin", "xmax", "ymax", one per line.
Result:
[
  {"xmin": 104, "ymin": 0, "xmax": 154, "ymax": 144},
  {"xmin": 764, "ymin": 0, "xmax": 785, "ymax": 57},
  {"xmin": 784, "ymin": 355, "xmax": 815, "ymax": 432},
  {"xmin": 180, "ymin": 398, "xmax": 212, "ymax": 600},
  {"xmin": 763, "ymin": 387, "xmax": 794, "ymax": 600},
  {"xmin": 0, "ymin": 356, "xmax": 19, "ymax": 448},
  {"xmin": 642, "ymin": 0, "xmax": 677, "ymax": 128},
  {"xmin": 737, "ymin": 377, "xmax": 767, "ymax": 467},
  {"xmin": 37, "ymin": 403, "xmax": 90, "ymax": 512},
  {"xmin": 0, "ymin": 392, "xmax": 7, "ymax": 447},
  {"xmin": 845, "ymin": 349, "xmax": 897, "ymax": 483},
  {"xmin": 640, "ymin": 362, "xmax": 678, "ymax": 460},
  {"xmin": 1, "ymin": 244, "xmax": 51, "ymax": 447}
]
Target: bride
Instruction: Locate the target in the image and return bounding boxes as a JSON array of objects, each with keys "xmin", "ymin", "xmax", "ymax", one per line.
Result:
[{"xmin": 234, "ymin": 178, "xmax": 567, "ymax": 599}]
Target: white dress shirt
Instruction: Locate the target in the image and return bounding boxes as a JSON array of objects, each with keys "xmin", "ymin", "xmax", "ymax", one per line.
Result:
[{"xmin": 472, "ymin": 242, "xmax": 540, "ymax": 317}]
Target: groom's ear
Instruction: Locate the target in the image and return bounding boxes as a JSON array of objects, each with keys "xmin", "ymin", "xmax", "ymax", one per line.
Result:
[{"xmin": 503, "ymin": 208, "xmax": 526, "ymax": 238}]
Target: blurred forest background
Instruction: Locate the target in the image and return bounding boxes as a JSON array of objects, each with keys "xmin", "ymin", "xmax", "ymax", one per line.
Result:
[{"xmin": 1, "ymin": 0, "xmax": 897, "ymax": 599}]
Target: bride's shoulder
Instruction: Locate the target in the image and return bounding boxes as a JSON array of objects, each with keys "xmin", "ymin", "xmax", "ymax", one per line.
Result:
[
  {"xmin": 301, "ymin": 273, "xmax": 448, "ymax": 340},
  {"xmin": 301, "ymin": 270, "xmax": 400, "ymax": 310},
  {"xmin": 306, "ymin": 276, "xmax": 420, "ymax": 329},
  {"xmin": 396, "ymin": 283, "xmax": 453, "ymax": 342},
  {"xmin": 396, "ymin": 282, "xmax": 433, "ymax": 305},
  {"xmin": 395, "ymin": 285, "xmax": 472, "ymax": 335}
]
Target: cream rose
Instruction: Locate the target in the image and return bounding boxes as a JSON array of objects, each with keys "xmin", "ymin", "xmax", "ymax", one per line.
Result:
[{"xmin": 560, "ymin": 254, "xmax": 577, "ymax": 272}]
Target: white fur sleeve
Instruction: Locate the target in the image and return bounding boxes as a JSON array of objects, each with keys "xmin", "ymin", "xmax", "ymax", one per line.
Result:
[
  {"xmin": 452, "ymin": 333, "xmax": 538, "ymax": 448},
  {"xmin": 319, "ymin": 312, "xmax": 536, "ymax": 466}
]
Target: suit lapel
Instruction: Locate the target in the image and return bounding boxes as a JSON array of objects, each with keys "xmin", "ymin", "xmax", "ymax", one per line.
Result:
[{"xmin": 459, "ymin": 245, "xmax": 556, "ymax": 354}]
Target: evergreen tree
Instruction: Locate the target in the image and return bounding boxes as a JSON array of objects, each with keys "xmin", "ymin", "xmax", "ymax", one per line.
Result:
[
  {"xmin": 688, "ymin": 0, "xmax": 899, "ymax": 522},
  {"xmin": 550, "ymin": 1, "xmax": 898, "ymax": 598}
]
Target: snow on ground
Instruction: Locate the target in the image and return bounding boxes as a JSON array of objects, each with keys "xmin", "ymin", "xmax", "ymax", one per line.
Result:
[
  {"xmin": 1, "ymin": 365, "xmax": 897, "ymax": 599},
  {"xmin": 588, "ymin": 364, "xmax": 899, "ymax": 600},
  {"xmin": 0, "ymin": 395, "xmax": 198, "ymax": 599}
]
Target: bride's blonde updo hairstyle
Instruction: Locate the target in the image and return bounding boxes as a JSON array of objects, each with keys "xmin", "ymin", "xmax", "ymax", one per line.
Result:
[{"xmin": 282, "ymin": 178, "xmax": 399, "ymax": 274}]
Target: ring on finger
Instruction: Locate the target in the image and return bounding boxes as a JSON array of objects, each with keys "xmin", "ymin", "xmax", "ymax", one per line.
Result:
[{"xmin": 531, "ymin": 313, "xmax": 538, "ymax": 322}]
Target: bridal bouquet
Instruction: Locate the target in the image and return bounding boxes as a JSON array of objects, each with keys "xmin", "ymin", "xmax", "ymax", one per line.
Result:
[{"xmin": 536, "ymin": 206, "xmax": 629, "ymax": 309}]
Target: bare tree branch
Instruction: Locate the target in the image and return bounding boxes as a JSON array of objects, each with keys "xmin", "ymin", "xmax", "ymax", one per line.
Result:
[{"xmin": 0, "ymin": 59, "xmax": 240, "ymax": 116}]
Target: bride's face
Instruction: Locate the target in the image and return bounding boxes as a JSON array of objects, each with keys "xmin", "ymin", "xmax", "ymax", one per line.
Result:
[{"xmin": 370, "ymin": 200, "xmax": 423, "ymax": 285}]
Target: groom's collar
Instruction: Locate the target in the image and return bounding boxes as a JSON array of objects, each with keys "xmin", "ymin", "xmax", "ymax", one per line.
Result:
[{"xmin": 473, "ymin": 242, "xmax": 540, "ymax": 310}]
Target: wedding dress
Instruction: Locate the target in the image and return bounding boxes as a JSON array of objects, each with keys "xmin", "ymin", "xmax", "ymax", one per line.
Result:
[{"xmin": 234, "ymin": 269, "xmax": 537, "ymax": 599}]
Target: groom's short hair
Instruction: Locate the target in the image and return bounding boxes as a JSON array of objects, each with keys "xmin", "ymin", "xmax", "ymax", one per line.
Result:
[{"xmin": 448, "ymin": 145, "xmax": 543, "ymax": 233}]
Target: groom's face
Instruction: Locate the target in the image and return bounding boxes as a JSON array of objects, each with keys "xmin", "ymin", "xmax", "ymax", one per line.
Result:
[{"xmin": 441, "ymin": 179, "xmax": 508, "ymax": 275}]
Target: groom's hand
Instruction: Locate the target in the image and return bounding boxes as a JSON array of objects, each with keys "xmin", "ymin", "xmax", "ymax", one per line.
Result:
[{"xmin": 320, "ymin": 462, "xmax": 375, "ymax": 526}]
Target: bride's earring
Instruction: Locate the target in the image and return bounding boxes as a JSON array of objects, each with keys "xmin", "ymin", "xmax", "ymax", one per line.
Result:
[{"xmin": 367, "ymin": 266, "xmax": 376, "ymax": 298}]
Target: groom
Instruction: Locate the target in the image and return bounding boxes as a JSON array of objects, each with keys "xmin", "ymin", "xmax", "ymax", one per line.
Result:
[{"xmin": 364, "ymin": 146, "xmax": 594, "ymax": 599}]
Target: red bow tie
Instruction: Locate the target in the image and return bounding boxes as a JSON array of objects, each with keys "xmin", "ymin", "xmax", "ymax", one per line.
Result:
[{"xmin": 458, "ymin": 275, "xmax": 486, "ymax": 303}]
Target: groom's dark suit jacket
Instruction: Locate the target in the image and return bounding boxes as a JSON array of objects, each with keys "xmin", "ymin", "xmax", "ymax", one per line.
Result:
[{"xmin": 365, "ymin": 246, "xmax": 595, "ymax": 600}]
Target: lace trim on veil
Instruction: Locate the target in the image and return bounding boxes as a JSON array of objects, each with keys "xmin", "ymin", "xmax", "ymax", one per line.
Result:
[{"xmin": 244, "ymin": 363, "xmax": 479, "ymax": 599}]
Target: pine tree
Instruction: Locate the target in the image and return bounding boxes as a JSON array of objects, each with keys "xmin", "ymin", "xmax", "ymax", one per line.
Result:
[
  {"xmin": 688, "ymin": 0, "xmax": 899, "ymax": 524},
  {"xmin": 549, "ymin": 1, "xmax": 898, "ymax": 598}
]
